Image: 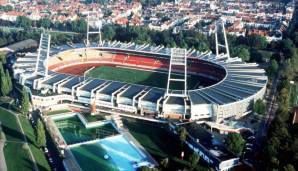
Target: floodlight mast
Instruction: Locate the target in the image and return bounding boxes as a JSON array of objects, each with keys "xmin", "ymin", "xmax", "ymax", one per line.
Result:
[
  {"xmin": 86, "ymin": 11, "xmax": 102, "ymax": 46},
  {"xmin": 165, "ymin": 48, "xmax": 188, "ymax": 98},
  {"xmin": 214, "ymin": 18, "xmax": 230, "ymax": 59},
  {"xmin": 35, "ymin": 32, "xmax": 51, "ymax": 77}
]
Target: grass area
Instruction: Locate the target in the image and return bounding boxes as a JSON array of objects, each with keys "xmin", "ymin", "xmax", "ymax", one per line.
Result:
[
  {"xmin": 123, "ymin": 118, "xmax": 210, "ymax": 171},
  {"xmin": 44, "ymin": 109, "xmax": 71, "ymax": 116},
  {"xmin": 0, "ymin": 107, "xmax": 51, "ymax": 171},
  {"xmin": 0, "ymin": 107, "xmax": 33, "ymax": 171},
  {"xmin": 4, "ymin": 142, "xmax": 33, "ymax": 171},
  {"xmin": 0, "ymin": 108, "xmax": 23, "ymax": 142},
  {"xmin": 82, "ymin": 113, "xmax": 106, "ymax": 122},
  {"xmin": 87, "ymin": 66, "xmax": 203, "ymax": 90},
  {"xmin": 0, "ymin": 96, "xmax": 13, "ymax": 104},
  {"xmin": 19, "ymin": 115, "xmax": 51, "ymax": 171}
]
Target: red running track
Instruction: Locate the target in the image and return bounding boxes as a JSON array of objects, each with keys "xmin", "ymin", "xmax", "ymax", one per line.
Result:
[{"xmin": 48, "ymin": 53, "xmax": 226, "ymax": 79}]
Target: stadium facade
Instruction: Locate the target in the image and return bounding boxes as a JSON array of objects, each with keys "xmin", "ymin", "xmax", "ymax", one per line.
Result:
[{"xmin": 13, "ymin": 33, "xmax": 267, "ymax": 123}]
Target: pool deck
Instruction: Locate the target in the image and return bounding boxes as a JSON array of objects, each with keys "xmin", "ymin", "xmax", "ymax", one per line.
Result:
[
  {"xmin": 63, "ymin": 149, "xmax": 81, "ymax": 171},
  {"xmin": 122, "ymin": 131, "xmax": 158, "ymax": 167}
]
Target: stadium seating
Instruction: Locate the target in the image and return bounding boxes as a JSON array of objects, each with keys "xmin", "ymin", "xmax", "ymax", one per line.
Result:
[{"xmin": 47, "ymin": 49, "xmax": 225, "ymax": 80}]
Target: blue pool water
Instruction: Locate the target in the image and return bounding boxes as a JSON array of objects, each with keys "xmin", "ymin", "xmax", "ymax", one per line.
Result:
[{"xmin": 100, "ymin": 135, "xmax": 145, "ymax": 171}]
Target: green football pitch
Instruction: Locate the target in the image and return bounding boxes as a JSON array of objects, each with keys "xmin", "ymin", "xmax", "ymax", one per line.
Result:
[{"xmin": 86, "ymin": 66, "xmax": 202, "ymax": 90}]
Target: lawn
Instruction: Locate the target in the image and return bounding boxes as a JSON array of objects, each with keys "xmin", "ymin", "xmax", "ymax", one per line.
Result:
[
  {"xmin": 0, "ymin": 108, "xmax": 51, "ymax": 171},
  {"xmin": 0, "ymin": 107, "xmax": 33, "ymax": 171},
  {"xmin": 19, "ymin": 115, "xmax": 51, "ymax": 171},
  {"xmin": 4, "ymin": 142, "xmax": 33, "ymax": 171},
  {"xmin": 87, "ymin": 66, "xmax": 202, "ymax": 90},
  {"xmin": 82, "ymin": 113, "xmax": 106, "ymax": 122},
  {"xmin": 0, "ymin": 108, "xmax": 23, "ymax": 142},
  {"xmin": 122, "ymin": 118, "xmax": 210, "ymax": 171},
  {"xmin": 44, "ymin": 109, "xmax": 71, "ymax": 116}
]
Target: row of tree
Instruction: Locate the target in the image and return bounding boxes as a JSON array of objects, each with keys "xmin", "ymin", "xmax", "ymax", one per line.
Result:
[
  {"xmin": 260, "ymin": 3, "xmax": 298, "ymax": 170},
  {"xmin": 0, "ymin": 63, "xmax": 12, "ymax": 96},
  {"xmin": 14, "ymin": 16, "xmax": 88, "ymax": 33},
  {"xmin": 0, "ymin": 53, "xmax": 12, "ymax": 96},
  {"xmin": 100, "ymin": 24, "xmax": 271, "ymax": 63},
  {"xmin": 2, "ymin": 15, "xmax": 271, "ymax": 64},
  {"xmin": 0, "ymin": 52, "xmax": 45, "ymax": 148}
]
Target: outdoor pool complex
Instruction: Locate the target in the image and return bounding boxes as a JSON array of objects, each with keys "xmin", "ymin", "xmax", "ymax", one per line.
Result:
[{"xmin": 52, "ymin": 114, "xmax": 153, "ymax": 171}]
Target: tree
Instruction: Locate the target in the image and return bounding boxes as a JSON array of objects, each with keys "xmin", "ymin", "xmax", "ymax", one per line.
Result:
[
  {"xmin": 253, "ymin": 99, "xmax": 266, "ymax": 115},
  {"xmin": 225, "ymin": 133, "xmax": 245, "ymax": 156},
  {"xmin": 5, "ymin": 69, "xmax": 12, "ymax": 94},
  {"xmin": 0, "ymin": 53, "xmax": 6, "ymax": 64},
  {"xmin": 138, "ymin": 166, "xmax": 159, "ymax": 171},
  {"xmin": 76, "ymin": 19, "xmax": 87, "ymax": 33},
  {"xmin": 267, "ymin": 59, "xmax": 278, "ymax": 78},
  {"xmin": 39, "ymin": 17, "xmax": 52, "ymax": 29},
  {"xmin": 20, "ymin": 87, "xmax": 30, "ymax": 114},
  {"xmin": 0, "ymin": 63, "xmax": 9, "ymax": 96},
  {"xmin": 179, "ymin": 127, "xmax": 187, "ymax": 145},
  {"xmin": 281, "ymin": 39, "xmax": 296, "ymax": 59},
  {"xmin": 188, "ymin": 152, "xmax": 200, "ymax": 171},
  {"xmin": 238, "ymin": 48, "xmax": 250, "ymax": 62},
  {"xmin": 16, "ymin": 16, "xmax": 32, "ymax": 28},
  {"xmin": 246, "ymin": 35, "xmax": 267, "ymax": 49},
  {"xmin": 35, "ymin": 119, "xmax": 46, "ymax": 148},
  {"xmin": 160, "ymin": 157, "xmax": 169, "ymax": 169},
  {"xmin": 283, "ymin": 164, "xmax": 295, "ymax": 171},
  {"xmin": 102, "ymin": 25, "xmax": 116, "ymax": 40}
]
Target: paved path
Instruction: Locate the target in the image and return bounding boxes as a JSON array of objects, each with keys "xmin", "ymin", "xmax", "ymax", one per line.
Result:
[
  {"xmin": 0, "ymin": 140, "xmax": 7, "ymax": 171},
  {"xmin": 0, "ymin": 123, "xmax": 7, "ymax": 171}
]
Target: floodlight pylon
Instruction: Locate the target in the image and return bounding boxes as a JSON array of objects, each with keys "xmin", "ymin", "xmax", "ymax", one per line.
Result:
[
  {"xmin": 215, "ymin": 19, "xmax": 230, "ymax": 59},
  {"xmin": 35, "ymin": 33, "xmax": 51, "ymax": 76},
  {"xmin": 165, "ymin": 48, "xmax": 188, "ymax": 98},
  {"xmin": 86, "ymin": 11, "xmax": 102, "ymax": 46}
]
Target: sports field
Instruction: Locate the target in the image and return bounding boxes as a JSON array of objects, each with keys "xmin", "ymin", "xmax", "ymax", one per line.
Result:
[{"xmin": 87, "ymin": 66, "xmax": 203, "ymax": 90}]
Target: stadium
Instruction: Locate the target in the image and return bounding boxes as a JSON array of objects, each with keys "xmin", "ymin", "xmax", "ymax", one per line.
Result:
[{"xmin": 13, "ymin": 32, "xmax": 267, "ymax": 123}]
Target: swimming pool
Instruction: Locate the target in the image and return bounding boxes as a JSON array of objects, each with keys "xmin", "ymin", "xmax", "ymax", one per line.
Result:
[
  {"xmin": 100, "ymin": 135, "xmax": 146, "ymax": 171},
  {"xmin": 53, "ymin": 115, "xmax": 119, "ymax": 145},
  {"xmin": 50, "ymin": 113, "xmax": 156, "ymax": 171},
  {"xmin": 70, "ymin": 135, "xmax": 148, "ymax": 171},
  {"xmin": 70, "ymin": 142, "xmax": 118, "ymax": 171}
]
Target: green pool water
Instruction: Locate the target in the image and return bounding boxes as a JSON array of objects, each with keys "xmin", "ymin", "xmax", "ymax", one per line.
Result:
[
  {"xmin": 54, "ymin": 116, "xmax": 119, "ymax": 145},
  {"xmin": 70, "ymin": 143, "xmax": 118, "ymax": 171}
]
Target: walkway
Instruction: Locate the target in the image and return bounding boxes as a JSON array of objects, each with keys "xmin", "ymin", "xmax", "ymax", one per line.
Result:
[
  {"xmin": 0, "ymin": 123, "xmax": 7, "ymax": 171},
  {"xmin": 0, "ymin": 139, "xmax": 7, "ymax": 171}
]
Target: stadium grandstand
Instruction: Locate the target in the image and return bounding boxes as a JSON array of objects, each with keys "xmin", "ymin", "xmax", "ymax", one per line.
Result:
[{"xmin": 13, "ymin": 32, "xmax": 267, "ymax": 123}]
